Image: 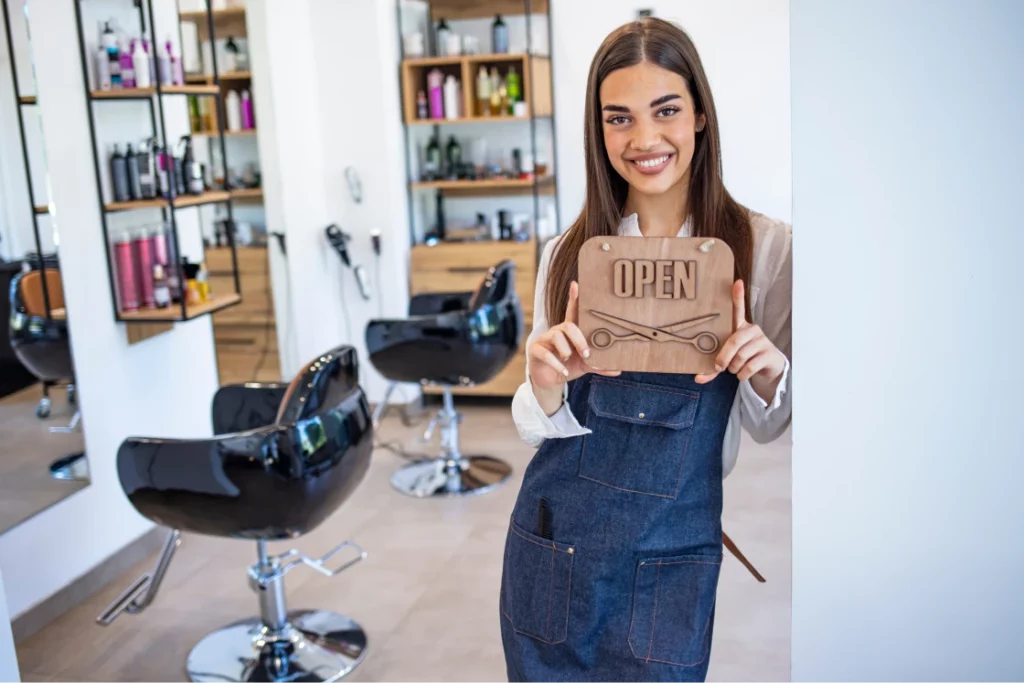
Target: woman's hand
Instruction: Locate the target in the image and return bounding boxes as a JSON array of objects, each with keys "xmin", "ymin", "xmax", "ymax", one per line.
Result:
[
  {"xmin": 695, "ymin": 280, "xmax": 787, "ymax": 404},
  {"xmin": 529, "ymin": 281, "xmax": 620, "ymax": 415}
]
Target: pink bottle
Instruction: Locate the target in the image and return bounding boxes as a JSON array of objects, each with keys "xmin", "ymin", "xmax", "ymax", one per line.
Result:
[
  {"xmin": 120, "ymin": 40, "xmax": 136, "ymax": 88},
  {"xmin": 167, "ymin": 40, "xmax": 184, "ymax": 86},
  {"xmin": 241, "ymin": 89, "xmax": 254, "ymax": 129},
  {"xmin": 133, "ymin": 228, "xmax": 156, "ymax": 308},
  {"xmin": 113, "ymin": 231, "xmax": 139, "ymax": 312},
  {"xmin": 427, "ymin": 69, "xmax": 444, "ymax": 119}
]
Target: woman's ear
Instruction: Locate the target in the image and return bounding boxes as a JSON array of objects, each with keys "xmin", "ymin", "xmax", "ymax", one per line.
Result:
[{"xmin": 695, "ymin": 113, "xmax": 706, "ymax": 133}]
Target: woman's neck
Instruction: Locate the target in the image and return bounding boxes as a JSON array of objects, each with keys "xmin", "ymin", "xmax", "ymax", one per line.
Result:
[{"xmin": 623, "ymin": 180, "xmax": 689, "ymax": 237}]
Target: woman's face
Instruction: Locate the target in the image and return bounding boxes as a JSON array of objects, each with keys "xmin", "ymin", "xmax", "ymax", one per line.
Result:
[{"xmin": 599, "ymin": 61, "xmax": 705, "ymax": 197}]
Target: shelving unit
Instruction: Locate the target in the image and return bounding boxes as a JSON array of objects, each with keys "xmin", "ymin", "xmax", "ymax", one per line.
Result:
[
  {"xmin": 73, "ymin": 0, "xmax": 242, "ymax": 330},
  {"xmin": 396, "ymin": 0, "xmax": 559, "ymax": 397},
  {"xmin": 1, "ymin": 0, "xmax": 56, "ymax": 317}
]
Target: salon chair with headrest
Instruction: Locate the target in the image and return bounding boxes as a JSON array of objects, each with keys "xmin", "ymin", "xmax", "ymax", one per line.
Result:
[
  {"xmin": 366, "ymin": 259, "xmax": 523, "ymax": 498},
  {"xmin": 98, "ymin": 345, "xmax": 374, "ymax": 683},
  {"xmin": 9, "ymin": 267, "xmax": 76, "ymax": 419}
]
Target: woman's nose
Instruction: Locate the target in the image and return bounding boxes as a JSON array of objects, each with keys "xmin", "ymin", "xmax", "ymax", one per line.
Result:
[{"xmin": 629, "ymin": 120, "xmax": 661, "ymax": 151}]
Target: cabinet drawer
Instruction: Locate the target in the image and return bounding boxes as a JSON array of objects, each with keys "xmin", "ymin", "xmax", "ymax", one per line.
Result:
[{"xmin": 207, "ymin": 246, "xmax": 269, "ymax": 276}]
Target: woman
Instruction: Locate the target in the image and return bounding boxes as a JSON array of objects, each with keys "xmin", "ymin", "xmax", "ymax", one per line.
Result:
[{"xmin": 499, "ymin": 17, "xmax": 792, "ymax": 682}]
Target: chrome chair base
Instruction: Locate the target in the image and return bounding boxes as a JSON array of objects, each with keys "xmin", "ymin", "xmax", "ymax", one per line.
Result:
[
  {"xmin": 390, "ymin": 455, "xmax": 512, "ymax": 498},
  {"xmin": 186, "ymin": 610, "xmax": 367, "ymax": 683}
]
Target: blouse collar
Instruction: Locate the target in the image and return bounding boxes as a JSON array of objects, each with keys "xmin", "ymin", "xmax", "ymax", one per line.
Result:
[{"xmin": 618, "ymin": 212, "xmax": 693, "ymax": 237}]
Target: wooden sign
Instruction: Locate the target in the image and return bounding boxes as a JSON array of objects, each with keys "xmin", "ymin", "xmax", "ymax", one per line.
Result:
[{"xmin": 577, "ymin": 236, "xmax": 735, "ymax": 375}]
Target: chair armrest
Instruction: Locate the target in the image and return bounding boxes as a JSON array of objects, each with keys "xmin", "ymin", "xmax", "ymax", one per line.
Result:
[
  {"xmin": 408, "ymin": 291, "xmax": 473, "ymax": 316},
  {"xmin": 211, "ymin": 383, "xmax": 289, "ymax": 435}
]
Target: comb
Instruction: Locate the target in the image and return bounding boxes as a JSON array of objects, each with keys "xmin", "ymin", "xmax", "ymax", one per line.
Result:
[{"xmin": 537, "ymin": 497, "xmax": 553, "ymax": 540}]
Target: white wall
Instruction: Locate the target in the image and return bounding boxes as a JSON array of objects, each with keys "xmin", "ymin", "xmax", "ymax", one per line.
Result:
[
  {"xmin": 791, "ymin": 0, "xmax": 1024, "ymax": 679},
  {"xmin": 248, "ymin": 0, "xmax": 412, "ymax": 402},
  {"xmin": 0, "ymin": 568, "xmax": 18, "ymax": 682},
  {"xmin": 550, "ymin": 0, "xmax": 791, "ymax": 231},
  {"xmin": 0, "ymin": 0, "xmax": 220, "ymax": 618}
]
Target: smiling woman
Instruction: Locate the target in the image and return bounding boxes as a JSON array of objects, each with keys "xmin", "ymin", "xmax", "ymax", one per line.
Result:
[{"xmin": 500, "ymin": 16, "xmax": 793, "ymax": 683}]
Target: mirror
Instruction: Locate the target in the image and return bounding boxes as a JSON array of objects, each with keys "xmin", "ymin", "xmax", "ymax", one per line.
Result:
[{"xmin": 0, "ymin": 0, "xmax": 90, "ymax": 534}]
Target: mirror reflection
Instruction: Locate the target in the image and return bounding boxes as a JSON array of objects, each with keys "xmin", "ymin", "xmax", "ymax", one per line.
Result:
[{"xmin": 0, "ymin": 0, "xmax": 90, "ymax": 535}]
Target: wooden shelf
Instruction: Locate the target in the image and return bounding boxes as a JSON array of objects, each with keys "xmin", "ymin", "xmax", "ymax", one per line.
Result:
[
  {"xmin": 91, "ymin": 87, "xmax": 155, "ymax": 99},
  {"xmin": 411, "ymin": 175, "xmax": 555, "ymax": 196},
  {"xmin": 119, "ymin": 292, "xmax": 241, "ymax": 322},
  {"xmin": 104, "ymin": 191, "xmax": 231, "ymax": 212},
  {"xmin": 34, "ymin": 205, "xmax": 49, "ymax": 215},
  {"xmin": 220, "ymin": 71, "xmax": 252, "ymax": 80},
  {"xmin": 195, "ymin": 128, "xmax": 256, "ymax": 136},
  {"xmin": 160, "ymin": 84, "xmax": 220, "ymax": 96},
  {"xmin": 230, "ymin": 187, "xmax": 263, "ymax": 201},
  {"xmin": 408, "ymin": 114, "xmax": 533, "ymax": 125},
  {"xmin": 180, "ymin": 7, "xmax": 247, "ymax": 41},
  {"xmin": 179, "ymin": 7, "xmax": 246, "ymax": 22},
  {"xmin": 19, "ymin": 95, "xmax": 36, "ymax": 105},
  {"xmin": 185, "ymin": 73, "xmax": 214, "ymax": 84}
]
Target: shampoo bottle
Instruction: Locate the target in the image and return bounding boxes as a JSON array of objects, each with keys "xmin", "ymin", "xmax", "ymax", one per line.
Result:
[
  {"xmin": 240, "ymin": 89, "xmax": 254, "ymax": 129},
  {"xmin": 476, "ymin": 66, "xmax": 490, "ymax": 116},
  {"xmin": 152, "ymin": 264, "xmax": 171, "ymax": 308},
  {"xmin": 126, "ymin": 143, "xmax": 142, "ymax": 199},
  {"xmin": 103, "ymin": 23, "xmax": 121, "ymax": 88},
  {"xmin": 110, "ymin": 144, "xmax": 130, "ymax": 202},
  {"xmin": 427, "ymin": 68, "xmax": 444, "ymax": 119},
  {"xmin": 157, "ymin": 41, "xmax": 172, "ymax": 86},
  {"xmin": 113, "ymin": 229, "xmax": 139, "ymax": 312},
  {"xmin": 120, "ymin": 38, "xmax": 135, "ymax": 88},
  {"xmin": 167, "ymin": 39, "xmax": 184, "ymax": 85},
  {"xmin": 443, "ymin": 74, "xmax": 459, "ymax": 120},
  {"xmin": 95, "ymin": 43, "xmax": 111, "ymax": 90},
  {"xmin": 492, "ymin": 14, "xmax": 508, "ymax": 54},
  {"xmin": 133, "ymin": 227, "xmax": 156, "ymax": 308},
  {"xmin": 133, "ymin": 38, "xmax": 151, "ymax": 88},
  {"xmin": 225, "ymin": 90, "xmax": 242, "ymax": 131}
]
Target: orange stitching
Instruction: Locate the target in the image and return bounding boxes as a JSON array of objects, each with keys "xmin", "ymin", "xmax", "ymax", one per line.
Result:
[
  {"xmin": 645, "ymin": 562, "xmax": 662, "ymax": 662},
  {"xmin": 593, "ymin": 376, "xmax": 701, "ymax": 401},
  {"xmin": 587, "ymin": 379, "xmax": 699, "ymax": 429},
  {"xmin": 508, "ymin": 520, "xmax": 575, "ymax": 554},
  {"xmin": 545, "ymin": 541, "xmax": 555, "ymax": 640},
  {"xmin": 501, "ymin": 609, "xmax": 567, "ymax": 645},
  {"xmin": 627, "ymin": 561, "xmax": 642, "ymax": 659}
]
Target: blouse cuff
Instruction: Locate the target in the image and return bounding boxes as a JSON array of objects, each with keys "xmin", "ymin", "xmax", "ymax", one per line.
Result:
[
  {"xmin": 511, "ymin": 379, "xmax": 591, "ymax": 443},
  {"xmin": 739, "ymin": 356, "xmax": 791, "ymax": 412}
]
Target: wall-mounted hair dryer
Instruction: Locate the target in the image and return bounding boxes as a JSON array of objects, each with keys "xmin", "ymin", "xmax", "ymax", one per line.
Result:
[{"xmin": 325, "ymin": 224, "xmax": 371, "ymax": 301}]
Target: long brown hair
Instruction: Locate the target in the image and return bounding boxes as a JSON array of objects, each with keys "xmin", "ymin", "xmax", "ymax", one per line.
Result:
[{"xmin": 545, "ymin": 17, "xmax": 754, "ymax": 324}]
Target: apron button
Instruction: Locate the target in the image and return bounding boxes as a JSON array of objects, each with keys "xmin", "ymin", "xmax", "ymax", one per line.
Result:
[
  {"xmin": 638, "ymin": 412, "xmax": 645, "ymax": 419},
  {"xmin": 568, "ymin": 547, "xmax": 575, "ymax": 555}
]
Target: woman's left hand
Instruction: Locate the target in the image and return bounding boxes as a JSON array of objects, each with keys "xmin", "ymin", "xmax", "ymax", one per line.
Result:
[{"xmin": 695, "ymin": 280, "xmax": 787, "ymax": 403}]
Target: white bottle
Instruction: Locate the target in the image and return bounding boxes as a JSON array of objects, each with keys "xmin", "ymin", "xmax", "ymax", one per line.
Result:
[
  {"xmin": 133, "ymin": 38, "xmax": 151, "ymax": 88},
  {"xmin": 157, "ymin": 41, "xmax": 172, "ymax": 85},
  {"xmin": 96, "ymin": 44, "xmax": 111, "ymax": 90},
  {"xmin": 225, "ymin": 90, "xmax": 242, "ymax": 131},
  {"xmin": 443, "ymin": 75, "xmax": 460, "ymax": 120}
]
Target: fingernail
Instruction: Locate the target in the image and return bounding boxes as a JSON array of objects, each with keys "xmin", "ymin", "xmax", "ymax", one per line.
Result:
[
  {"xmin": 714, "ymin": 363, "xmax": 723, "ymax": 372},
  {"xmin": 563, "ymin": 369, "xmax": 569, "ymax": 377},
  {"xmin": 583, "ymin": 349, "xmax": 590, "ymax": 358}
]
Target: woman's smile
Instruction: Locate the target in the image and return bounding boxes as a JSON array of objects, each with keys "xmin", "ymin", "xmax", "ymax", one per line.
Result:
[{"xmin": 627, "ymin": 151, "xmax": 675, "ymax": 175}]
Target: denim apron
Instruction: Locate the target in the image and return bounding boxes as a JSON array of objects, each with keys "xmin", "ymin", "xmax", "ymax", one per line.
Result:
[{"xmin": 500, "ymin": 369, "xmax": 738, "ymax": 682}]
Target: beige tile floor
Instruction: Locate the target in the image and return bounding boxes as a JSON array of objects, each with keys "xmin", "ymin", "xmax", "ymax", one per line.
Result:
[{"xmin": 15, "ymin": 404, "xmax": 790, "ymax": 682}]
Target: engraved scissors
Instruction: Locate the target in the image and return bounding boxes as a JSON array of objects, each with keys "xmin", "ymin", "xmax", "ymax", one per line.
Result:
[{"xmin": 588, "ymin": 311, "xmax": 721, "ymax": 354}]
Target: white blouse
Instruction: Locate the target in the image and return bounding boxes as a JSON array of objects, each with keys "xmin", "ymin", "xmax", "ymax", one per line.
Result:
[{"xmin": 510, "ymin": 211, "xmax": 793, "ymax": 478}]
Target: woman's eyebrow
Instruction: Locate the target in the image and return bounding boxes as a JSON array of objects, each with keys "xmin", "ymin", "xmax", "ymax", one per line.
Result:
[
  {"xmin": 602, "ymin": 104, "xmax": 630, "ymax": 113},
  {"xmin": 650, "ymin": 93, "xmax": 681, "ymax": 107}
]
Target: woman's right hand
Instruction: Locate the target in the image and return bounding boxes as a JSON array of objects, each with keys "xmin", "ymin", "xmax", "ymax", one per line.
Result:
[{"xmin": 528, "ymin": 281, "xmax": 620, "ymax": 413}]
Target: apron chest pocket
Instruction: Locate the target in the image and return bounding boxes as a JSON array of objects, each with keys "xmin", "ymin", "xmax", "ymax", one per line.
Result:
[
  {"xmin": 628, "ymin": 552, "xmax": 722, "ymax": 667},
  {"xmin": 579, "ymin": 377, "xmax": 699, "ymax": 498},
  {"xmin": 500, "ymin": 518, "xmax": 576, "ymax": 644}
]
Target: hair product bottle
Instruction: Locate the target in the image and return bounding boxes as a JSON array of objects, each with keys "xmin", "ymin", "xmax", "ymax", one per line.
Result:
[
  {"xmin": 427, "ymin": 68, "xmax": 444, "ymax": 119},
  {"xmin": 424, "ymin": 134, "xmax": 441, "ymax": 181},
  {"xmin": 133, "ymin": 227, "xmax": 156, "ymax": 308},
  {"xmin": 102, "ymin": 22, "xmax": 121, "ymax": 89},
  {"xmin": 110, "ymin": 144, "xmax": 130, "ymax": 202},
  {"xmin": 443, "ymin": 74, "xmax": 460, "ymax": 120},
  {"xmin": 157, "ymin": 41, "xmax": 172, "ymax": 85},
  {"xmin": 492, "ymin": 14, "xmax": 508, "ymax": 54},
  {"xmin": 476, "ymin": 66, "xmax": 490, "ymax": 117},
  {"xmin": 132, "ymin": 37, "xmax": 150, "ymax": 88},
  {"xmin": 506, "ymin": 65, "xmax": 521, "ymax": 112},
  {"xmin": 241, "ymin": 89, "xmax": 254, "ymax": 129},
  {"xmin": 435, "ymin": 18, "xmax": 450, "ymax": 57},
  {"xmin": 113, "ymin": 229, "xmax": 139, "ymax": 312},
  {"xmin": 137, "ymin": 138, "xmax": 157, "ymax": 199},
  {"xmin": 446, "ymin": 136, "xmax": 462, "ymax": 179},
  {"xmin": 119, "ymin": 38, "xmax": 135, "ymax": 88},
  {"xmin": 417, "ymin": 90, "xmax": 428, "ymax": 119},
  {"xmin": 167, "ymin": 39, "xmax": 184, "ymax": 85},
  {"xmin": 126, "ymin": 143, "xmax": 142, "ymax": 199},
  {"xmin": 152, "ymin": 264, "xmax": 170, "ymax": 308},
  {"xmin": 225, "ymin": 90, "xmax": 242, "ymax": 131}
]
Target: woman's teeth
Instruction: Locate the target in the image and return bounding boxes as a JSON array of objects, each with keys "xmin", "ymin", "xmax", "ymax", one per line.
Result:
[{"xmin": 633, "ymin": 155, "xmax": 670, "ymax": 168}]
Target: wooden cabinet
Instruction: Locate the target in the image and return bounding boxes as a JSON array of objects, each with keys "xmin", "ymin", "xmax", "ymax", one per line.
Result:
[
  {"xmin": 410, "ymin": 240, "xmax": 536, "ymax": 397},
  {"xmin": 207, "ymin": 247, "xmax": 281, "ymax": 385}
]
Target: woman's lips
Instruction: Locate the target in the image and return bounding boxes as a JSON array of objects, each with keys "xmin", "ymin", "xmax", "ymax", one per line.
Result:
[{"xmin": 628, "ymin": 153, "xmax": 674, "ymax": 175}]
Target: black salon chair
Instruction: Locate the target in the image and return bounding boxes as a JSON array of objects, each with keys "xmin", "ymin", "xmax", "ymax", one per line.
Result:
[
  {"xmin": 9, "ymin": 267, "xmax": 76, "ymax": 419},
  {"xmin": 99, "ymin": 345, "xmax": 374, "ymax": 683},
  {"xmin": 366, "ymin": 259, "xmax": 523, "ymax": 498}
]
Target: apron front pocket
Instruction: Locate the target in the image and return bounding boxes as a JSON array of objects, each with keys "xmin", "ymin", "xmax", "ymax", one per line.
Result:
[
  {"xmin": 500, "ymin": 517, "xmax": 576, "ymax": 644},
  {"xmin": 579, "ymin": 377, "xmax": 699, "ymax": 498},
  {"xmin": 628, "ymin": 552, "xmax": 722, "ymax": 667}
]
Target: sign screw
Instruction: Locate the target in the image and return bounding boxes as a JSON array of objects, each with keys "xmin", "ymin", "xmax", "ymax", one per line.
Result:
[
  {"xmin": 602, "ymin": 242, "xmax": 610, "ymax": 251},
  {"xmin": 699, "ymin": 239, "xmax": 716, "ymax": 253}
]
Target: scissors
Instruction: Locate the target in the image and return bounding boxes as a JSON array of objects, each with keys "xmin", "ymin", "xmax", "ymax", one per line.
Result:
[{"xmin": 588, "ymin": 311, "xmax": 721, "ymax": 354}]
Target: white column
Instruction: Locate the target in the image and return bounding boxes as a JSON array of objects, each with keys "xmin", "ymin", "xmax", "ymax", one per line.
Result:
[{"xmin": 790, "ymin": 0, "xmax": 1024, "ymax": 679}]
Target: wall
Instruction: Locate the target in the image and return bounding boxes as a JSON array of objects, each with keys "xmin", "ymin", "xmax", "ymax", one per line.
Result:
[
  {"xmin": 549, "ymin": 0, "xmax": 792, "ymax": 230},
  {"xmin": 0, "ymin": 0, "xmax": 220, "ymax": 617},
  {"xmin": 790, "ymin": 0, "xmax": 1024, "ymax": 679},
  {"xmin": 247, "ymin": 0, "xmax": 412, "ymax": 402}
]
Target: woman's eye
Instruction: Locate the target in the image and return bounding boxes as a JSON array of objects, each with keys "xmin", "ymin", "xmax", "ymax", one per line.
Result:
[
  {"xmin": 605, "ymin": 115, "xmax": 629, "ymax": 125},
  {"xmin": 656, "ymin": 106, "xmax": 680, "ymax": 118}
]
